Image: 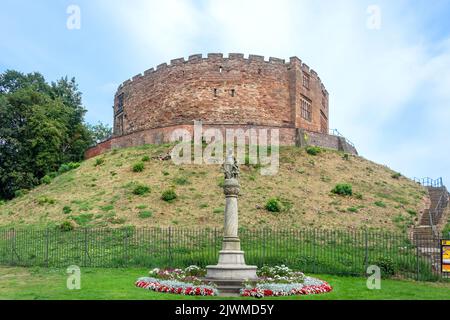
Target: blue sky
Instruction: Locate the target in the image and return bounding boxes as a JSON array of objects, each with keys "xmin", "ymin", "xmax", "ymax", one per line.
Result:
[{"xmin": 1, "ymin": 0, "xmax": 450, "ymax": 183}]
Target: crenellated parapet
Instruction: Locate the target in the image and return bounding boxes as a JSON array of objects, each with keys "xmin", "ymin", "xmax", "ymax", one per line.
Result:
[{"xmin": 117, "ymin": 53, "xmax": 328, "ymax": 95}]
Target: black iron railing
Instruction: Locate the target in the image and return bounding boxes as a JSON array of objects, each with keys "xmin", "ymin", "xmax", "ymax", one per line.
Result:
[{"xmin": 0, "ymin": 227, "xmax": 447, "ymax": 281}]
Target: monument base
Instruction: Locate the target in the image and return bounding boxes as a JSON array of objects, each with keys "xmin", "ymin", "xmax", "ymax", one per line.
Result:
[{"xmin": 205, "ymin": 250, "xmax": 258, "ymax": 296}]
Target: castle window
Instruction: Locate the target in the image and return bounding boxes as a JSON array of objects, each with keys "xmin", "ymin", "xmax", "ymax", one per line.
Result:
[
  {"xmin": 219, "ymin": 66, "xmax": 223, "ymax": 73},
  {"xmin": 117, "ymin": 93, "xmax": 124, "ymax": 114},
  {"xmin": 231, "ymin": 89, "xmax": 235, "ymax": 97},
  {"xmin": 300, "ymin": 96, "xmax": 312, "ymax": 122},
  {"xmin": 214, "ymin": 88, "xmax": 218, "ymax": 97},
  {"xmin": 302, "ymin": 73, "xmax": 310, "ymax": 89}
]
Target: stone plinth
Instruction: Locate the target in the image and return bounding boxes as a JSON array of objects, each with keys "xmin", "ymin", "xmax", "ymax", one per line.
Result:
[{"xmin": 205, "ymin": 157, "xmax": 258, "ymax": 296}]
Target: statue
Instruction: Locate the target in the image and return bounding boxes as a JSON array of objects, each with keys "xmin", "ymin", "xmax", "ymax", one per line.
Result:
[{"xmin": 223, "ymin": 150, "xmax": 240, "ymax": 180}]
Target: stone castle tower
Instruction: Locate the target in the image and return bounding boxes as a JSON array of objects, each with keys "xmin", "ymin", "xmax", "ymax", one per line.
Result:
[{"xmin": 85, "ymin": 53, "xmax": 357, "ymax": 158}]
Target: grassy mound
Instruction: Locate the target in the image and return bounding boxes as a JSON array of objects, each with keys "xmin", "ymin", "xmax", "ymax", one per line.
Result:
[{"xmin": 0, "ymin": 144, "xmax": 427, "ymax": 231}]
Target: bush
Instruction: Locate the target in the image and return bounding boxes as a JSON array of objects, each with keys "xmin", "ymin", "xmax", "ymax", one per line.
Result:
[
  {"xmin": 41, "ymin": 175, "xmax": 52, "ymax": 185},
  {"xmin": 306, "ymin": 146, "xmax": 321, "ymax": 156},
  {"xmin": 373, "ymin": 257, "xmax": 395, "ymax": 277},
  {"xmin": 37, "ymin": 196, "xmax": 55, "ymax": 205},
  {"xmin": 59, "ymin": 221, "xmax": 74, "ymax": 232},
  {"xmin": 347, "ymin": 207, "xmax": 358, "ymax": 213},
  {"xmin": 14, "ymin": 189, "xmax": 28, "ymax": 198},
  {"xmin": 174, "ymin": 176, "xmax": 190, "ymax": 185},
  {"xmin": 94, "ymin": 158, "xmax": 105, "ymax": 167},
  {"xmin": 0, "ymin": 200, "xmax": 5, "ymax": 206},
  {"xmin": 58, "ymin": 162, "xmax": 80, "ymax": 174},
  {"xmin": 331, "ymin": 183, "xmax": 353, "ymax": 196},
  {"xmin": 132, "ymin": 162, "xmax": 145, "ymax": 172},
  {"xmin": 391, "ymin": 172, "xmax": 401, "ymax": 179},
  {"xmin": 161, "ymin": 189, "xmax": 177, "ymax": 202},
  {"xmin": 354, "ymin": 192, "xmax": 363, "ymax": 200},
  {"xmin": 265, "ymin": 197, "xmax": 283, "ymax": 213},
  {"xmin": 138, "ymin": 210, "xmax": 153, "ymax": 219},
  {"xmin": 141, "ymin": 155, "xmax": 150, "ymax": 162},
  {"xmin": 132, "ymin": 184, "xmax": 151, "ymax": 196},
  {"xmin": 62, "ymin": 206, "xmax": 72, "ymax": 214},
  {"xmin": 374, "ymin": 201, "xmax": 387, "ymax": 208},
  {"xmin": 342, "ymin": 153, "xmax": 350, "ymax": 161}
]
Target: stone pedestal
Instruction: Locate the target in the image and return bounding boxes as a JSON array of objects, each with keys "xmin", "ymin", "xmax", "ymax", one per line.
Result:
[{"xmin": 205, "ymin": 160, "xmax": 258, "ymax": 296}]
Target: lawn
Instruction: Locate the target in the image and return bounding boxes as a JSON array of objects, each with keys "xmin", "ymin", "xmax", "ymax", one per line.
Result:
[{"xmin": 0, "ymin": 267, "xmax": 448, "ymax": 300}]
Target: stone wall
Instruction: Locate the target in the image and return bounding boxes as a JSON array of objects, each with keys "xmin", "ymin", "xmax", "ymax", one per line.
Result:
[{"xmin": 84, "ymin": 125, "xmax": 357, "ymax": 159}]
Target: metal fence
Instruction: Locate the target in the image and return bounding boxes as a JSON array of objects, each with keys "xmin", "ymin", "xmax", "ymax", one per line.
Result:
[{"xmin": 0, "ymin": 227, "xmax": 448, "ymax": 281}]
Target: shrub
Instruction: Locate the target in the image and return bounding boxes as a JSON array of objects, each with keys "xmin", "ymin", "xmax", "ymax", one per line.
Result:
[
  {"xmin": 94, "ymin": 158, "xmax": 105, "ymax": 167},
  {"xmin": 306, "ymin": 146, "xmax": 321, "ymax": 156},
  {"xmin": 354, "ymin": 192, "xmax": 363, "ymax": 200},
  {"xmin": 265, "ymin": 197, "xmax": 283, "ymax": 213},
  {"xmin": 59, "ymin": 221, "xmax": 74, "ymax": 232},
  {"xmin": 174, "ymin": 176, "xmax": 190, "ymax": 185},
  {"xmin": 138, "ymin": 210, "xmax": 153, "ymax": 219},
  {"xmin": 58, "ymin": 162, "xmax": 80, "ymax": 174},
  {"xmin": 37, "ymin": 196, "xmax": 55, "ymax": 205},
  {"xmin": 406, "ymin": 209, "xmax": 417, "ymax": 216},
  {"xmin": 62, "ymin": 206, "xmax": 72, "ymax": 214},
  {"xmin": 373, "ymin": 257, "xmax": 395, "ymax": 277},
  {"xmin": 342, "ymin": 153, "xmax": 350, "ymax": 161},
  {"xmin": 14, "ymin": 189, "xmax": 28, "ymax": 198},
  {"xmin": 162, "ymin": 171, "xmax": 170, "ymax": 176},
  {"xmin": 347, "ymin": 207, "xmax": 358, "ymax": 213},
  {"xmin": 374, "ymin": 201, "xmax": 387, "ymax": 208},
  {"xmin": 141, "ymin": 155, "xmax": 150, "ymax": 162},
  {"xmin": 41, "ymin": 175, "xmax": 52, "ymax": 185},
  {"xmin": 391, "ymin": 172, "xmax": 401, "ymax": 179},
  {"xmin": 331, "ymin": 183, "xmax": 353, "ymax": 196},
  {"xmin": 132, "ymin": 162, "xmax": 145, "ymax": 172},
  {"xmin": 161, "ymin": 189, "xmax": 177, "ymax": 202},
  {"xmin": 132, "ymin": 184, "xmax": 151, "ymax": 196}
]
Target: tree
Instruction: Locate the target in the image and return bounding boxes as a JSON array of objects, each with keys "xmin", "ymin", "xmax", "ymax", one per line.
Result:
[
  {"xmin": 87, "ymin": 122, "xmax": 112, "ymax": 145},
  {"xmin": 0, "ymin": 70, "xmax": 92, "ymax": 199}
]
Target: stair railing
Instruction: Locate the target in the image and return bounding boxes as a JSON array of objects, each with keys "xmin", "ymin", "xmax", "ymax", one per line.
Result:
[
  {"xmin": 428, "ymin": 188, "xmax": 449, "ymax": 238},
  {"xmin": 329, "ymin": 129, "xmax": 356, "ymax": 148},
  {"xmin": 413, "ymin": 177, "xmax": 443, "ymax": 188}
]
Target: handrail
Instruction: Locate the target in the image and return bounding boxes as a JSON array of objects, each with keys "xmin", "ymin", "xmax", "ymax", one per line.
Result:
[
  {"xmin": 428, "ymin": 187, "xmax": 449, "ymax": 238},
  {"xmin": 413, "ymin": 177, "xmax": 443, "ymax": 188},
  {"xmin": 329, "ymin": 129, "xmax": 355, "ymax": 148}
]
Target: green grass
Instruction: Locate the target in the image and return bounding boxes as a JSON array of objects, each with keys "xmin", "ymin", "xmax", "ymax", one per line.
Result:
[{"xmin": 0, "ymin": 267, "xmax": 448, "ymax": 300}]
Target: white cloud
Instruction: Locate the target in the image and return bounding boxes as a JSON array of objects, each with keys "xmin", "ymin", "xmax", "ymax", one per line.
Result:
[{"xmin": 101, "ymin": 0, "xmax": 450, "ymax": 182}]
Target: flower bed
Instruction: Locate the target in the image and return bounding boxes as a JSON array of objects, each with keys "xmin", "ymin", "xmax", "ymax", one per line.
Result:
[
  {"xmin": 135, "ymin": 277, "xmax": 218, "ymax": 296},
  {"xmin": 135, "ymin": 265, "xmax": 332, "ymax": 298},
  {"xmin": 135, "ymin": 265, "xmax": 218, "ymax": 296}
]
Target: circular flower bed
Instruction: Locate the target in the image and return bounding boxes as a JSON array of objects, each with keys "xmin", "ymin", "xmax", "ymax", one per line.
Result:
[
  {"xmin": 135, "ymin": 265, "xmax": 332, "ymax": 298},
  {"xmin": 241, "ymin": 265, "xmax": 332, "ymax": 298},
  {"xmin": 135, "ymin": 266, "xmax": 218, "ymax": 296}
]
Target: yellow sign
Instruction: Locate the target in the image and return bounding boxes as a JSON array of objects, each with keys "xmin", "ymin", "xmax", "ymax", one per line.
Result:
[{"xmin": 442, "ymin": 240, "xmax": 450, "ymax": 273}]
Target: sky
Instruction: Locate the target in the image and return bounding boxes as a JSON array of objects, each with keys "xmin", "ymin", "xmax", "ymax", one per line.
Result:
[{"xmin": 1, "ymin": 0, "xmax": 450, "ymax": 184}]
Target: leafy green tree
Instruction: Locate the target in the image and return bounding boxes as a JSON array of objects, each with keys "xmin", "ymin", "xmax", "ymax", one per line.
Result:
[
  {"xmin": 87, "ymin": 122, "xmax": 112, "ymax": 145},
  {"xmin": 0, "ymin": 70, "xmax": 92, "ymax": 199}
]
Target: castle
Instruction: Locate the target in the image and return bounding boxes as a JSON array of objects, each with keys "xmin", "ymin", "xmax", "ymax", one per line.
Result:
[{"xmin": 85, "ymin": 53, "xmax": 357, "ymax": 158}]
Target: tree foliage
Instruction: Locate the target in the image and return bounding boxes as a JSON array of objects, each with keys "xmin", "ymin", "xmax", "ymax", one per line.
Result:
[{"xmin": 0, "ymin": 70, "xmax": 92, "ymax": 199}]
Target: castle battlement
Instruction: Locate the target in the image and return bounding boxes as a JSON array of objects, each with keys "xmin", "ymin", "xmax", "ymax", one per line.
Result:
[{"xmin": 117, "ymin": 53, "xmax": 328, "ymax": 94}]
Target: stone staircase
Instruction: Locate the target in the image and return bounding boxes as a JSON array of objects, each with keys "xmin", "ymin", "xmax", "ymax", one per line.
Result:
[{"xmin": 412, "ymin": 183, "xmax": 449, "ymax": 271}]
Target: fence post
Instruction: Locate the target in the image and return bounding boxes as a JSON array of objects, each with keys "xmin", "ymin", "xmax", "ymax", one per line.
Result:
[
  {"xmin": 45, "ymin": 228, "xmax": 49, "ymax": 268},
  {"xmin": 168, "ymin": 227, "xmax": 172, "ymax": 265},
  {"xmin": 11, "ymin": 228, "xmax": 15, "ymax": 265},
  {"xmin": 416, "ymin": 234, "xmax": 420, "ymax": 281},
  {"xmin": 214, "ymin": 228, "xmax": 218, "ymax": 258},
  {"xmin": 84, "ymin": 228, "xmax": 88, "ymax": 267},
  {"xmin": 364, "ymin": 229, "xmax": 369, "ymax": 273}
]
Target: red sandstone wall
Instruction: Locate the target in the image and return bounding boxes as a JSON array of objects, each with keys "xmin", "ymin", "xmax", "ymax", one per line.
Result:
[{"xmin": 113, "ymin": 53, "xmax": 329, "ymax": 137}]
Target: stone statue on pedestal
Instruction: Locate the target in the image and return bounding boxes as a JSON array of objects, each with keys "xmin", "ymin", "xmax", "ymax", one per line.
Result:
[{"xmin": 205, "ymin": 150, "xmax": 258, "ymax": 296}]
